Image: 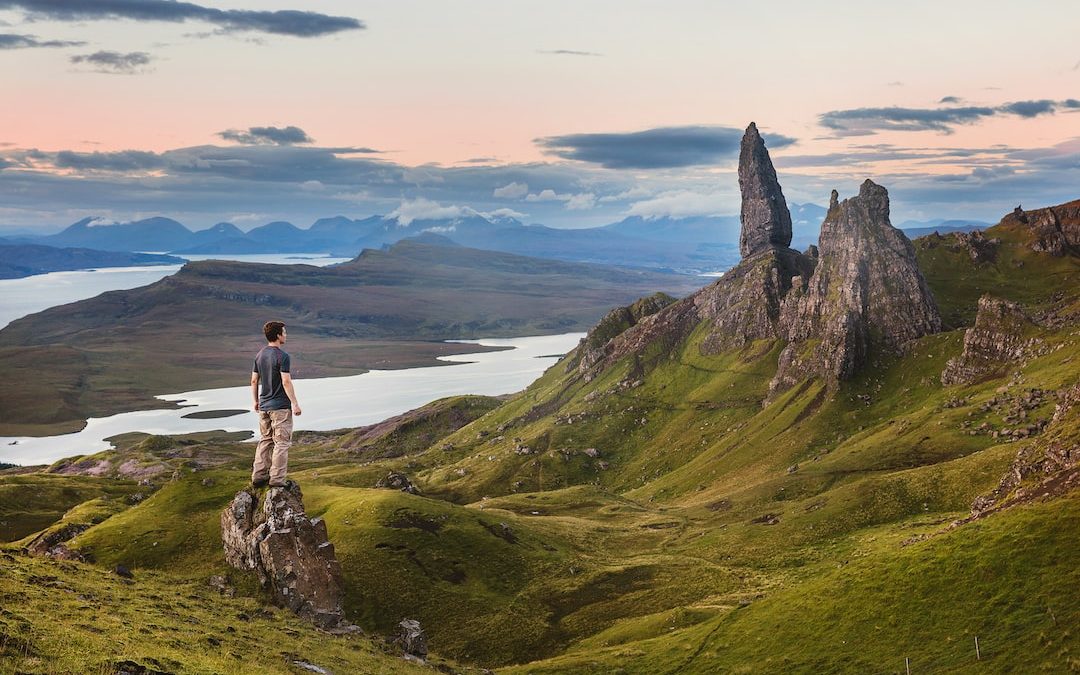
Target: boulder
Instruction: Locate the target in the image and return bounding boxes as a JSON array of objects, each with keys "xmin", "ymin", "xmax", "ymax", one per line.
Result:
[
  {"xmin": 221, "ymin": 483, "xmax": 345, "ymax": 628},
  {"xmin": 375, "ymin": 471, "xmax": 421, "ymax": 495}
]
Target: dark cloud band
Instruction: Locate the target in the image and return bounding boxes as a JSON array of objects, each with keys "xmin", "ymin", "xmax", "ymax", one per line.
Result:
[
  {"xmin": 0, "ymin": 32, "xmax": 84, "ymax": 48},
  {"xmin": 70, "ymin": 50, "xmax": 152, "ymax": 73},
  {"xmin": 0, "ymin": 0, "xmax": 364, "ymax": 38},
  {"xmin": 219, "ymin": 126, "xmax": 314, "ymax": 146},
  {"xmin": 535, "ymin": 125, "xmax": 797, "ymax": 169},
  {"xmin": 821, "ymin": 99, "xmax": 1080, "ymax": 134}
]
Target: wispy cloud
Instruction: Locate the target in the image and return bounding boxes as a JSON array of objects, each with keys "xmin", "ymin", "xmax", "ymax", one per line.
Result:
[
  {"xmin": 537, "ymin": 49, "xmax": 602, "ymax": 57},
  {"xmin": 0, "ymin": 32, "xmax": 84, "ymax": 49},
  {"xmin": 218, "ymin": 126, "xmax": 315, "ymax": 146},
  {"xmin": 536, "ymin": 125, "xmax": 796, "ymax": 169},
  {"xmin": 820, "ymin": 99, "xmax": 1080, "ymax": 135},
  {"xmin": 69, "ymin": 50, "xmax": 153, "ymax": 74},
  {"xmin": 0, "ymin": 0, "xmax": 364, "ymax": 38}
]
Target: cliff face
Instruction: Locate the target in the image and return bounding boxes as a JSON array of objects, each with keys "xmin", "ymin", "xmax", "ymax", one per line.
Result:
[
  {"xmin": 770, "ymin": 181, "xmax": 942, "ymax": 395},
  {"xmin": 941, "ymin": 295, "xmax": 1039, "ymax": 386},
  {"xmin": 577, "ymin": 123, "xmax": 941, "ymax": 401},
  {"xmin": 738, "ymin": 122, "xmax": 793, "ymax": 257},
  {"xmin": 1002, "ymin": 200, "xmax": 1080, "ymax": 255}
]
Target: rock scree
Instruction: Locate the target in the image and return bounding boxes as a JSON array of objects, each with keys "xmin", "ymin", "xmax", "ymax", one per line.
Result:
[{"xmin": 221, "ymin": 482, "xmax": 346, "ymax": 629}]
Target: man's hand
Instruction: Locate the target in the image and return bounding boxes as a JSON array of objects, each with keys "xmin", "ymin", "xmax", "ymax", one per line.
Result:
[
  {"xmin": 253, "ymin": 403, "xmax": 260, "ymax": 412},
  {"xmin": 292, "ymin": 404, "xmax": 302, "ymax": 416}
]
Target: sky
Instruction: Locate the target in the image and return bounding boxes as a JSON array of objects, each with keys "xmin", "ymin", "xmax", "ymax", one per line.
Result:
[{"xmin": 0, "ymin": 0, "xmax": 1078, "ymax": 233}]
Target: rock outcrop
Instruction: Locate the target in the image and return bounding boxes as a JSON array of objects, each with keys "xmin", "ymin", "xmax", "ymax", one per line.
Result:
[
  {"xmin": 572, "ymin": 292, "xmax": 676, "ymax": 379},
  {"xmin": 568, "ymin": 124, "xmax": 941, "ymax": 402},
  {"xmin": 221, "ymin": 483, "xmax": 345, "ymax": 628},
  {"xmin": 770, "ymin": 181, "xmax": 942, "ymax": 396},
  {"xmin": 738, "ymin": 122, "xmax": 793, "ymax": 257},
  {"xmin": 941, "ymin": 295, "xmax": 1039, "ymax": 386},
  {"xmin": 964, "ymin": 384, "xmax": 1080, "ymax": 521},
  {"xmin": 1002, "ymin": 200, "xmax": 1080, "ymax": 255}
]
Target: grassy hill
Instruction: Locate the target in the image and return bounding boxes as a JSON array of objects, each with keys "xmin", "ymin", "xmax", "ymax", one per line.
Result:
[
  {"xmin": 2, "ymin": 205, "xmax": 1078, "ymax": 672},
  {"xmin": 0, "ymin": 239, "xmax": 699, "ymax": 436}
]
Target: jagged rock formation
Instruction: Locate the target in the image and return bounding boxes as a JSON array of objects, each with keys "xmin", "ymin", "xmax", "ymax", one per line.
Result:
[
  {"xmin": 941, "ymin": 295, "xmax": 1039, "ymax": 385},
  {"xmin": 1004, "ymin": 200, "xmax": 1080, "ymax": 255},
  {"xmin": 738, "ymin": 122, "xmax": 793, "ymax": 257},
  {"xmin": 964, "ymin": 384, "xmax": 1080, "ymax": 521},
  {"xmin": 572, "ymin": 292, "xmax": 675, "ymax": 379},
  {"xmin": 572, "ymin": 125, "xmax": 941, "ymax": 402},
  {"xmin": 696, "ymin": 247, "xmax": 815, "ymax": 354},
  {"xmin": 221, "ymin": 483, "xmax": 346, "ymax": 628},
  {"xmin": 770, "ymin": 181, "xmax": 942, "ymax": 396}
]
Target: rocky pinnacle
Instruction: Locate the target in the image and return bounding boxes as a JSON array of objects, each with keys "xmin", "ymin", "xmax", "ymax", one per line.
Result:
[{"xmin": 738, "ymin": 122, "xmax": 793, "ymax": 257}]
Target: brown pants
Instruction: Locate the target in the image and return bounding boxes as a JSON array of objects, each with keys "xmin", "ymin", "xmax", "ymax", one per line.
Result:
[{"xmin": 252, "ymin": 409, "xmax": 293, "ymax": 485}]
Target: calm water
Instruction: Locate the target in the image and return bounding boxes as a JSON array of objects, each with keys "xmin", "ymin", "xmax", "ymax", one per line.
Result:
[
  {"xmin": 0, "ymin": 333, "xmax": 584, "ymax": 465},
  {"xmin": 0, "ymin": 254, "xmax": 352, "ymax": 330}
]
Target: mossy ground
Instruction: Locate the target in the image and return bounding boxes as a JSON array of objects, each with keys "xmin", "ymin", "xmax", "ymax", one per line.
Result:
[{"xmin": 2, "ymin": 229, "xmax": 1079, "ymax": 672}]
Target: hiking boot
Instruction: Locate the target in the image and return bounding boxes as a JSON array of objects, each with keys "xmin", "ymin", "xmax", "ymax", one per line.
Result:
[
  {"xmin": 251, "ymin": 477, "xmax": 269, "ymax": 489},
  {"xmin": 268, "ymin": 479, "xmax": 295, "ymax": 489}
]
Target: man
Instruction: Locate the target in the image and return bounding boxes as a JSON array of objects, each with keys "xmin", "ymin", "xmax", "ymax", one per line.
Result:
[{"xmin": 250, "ymin": 320, "xmax": 302, "ymax": 488}]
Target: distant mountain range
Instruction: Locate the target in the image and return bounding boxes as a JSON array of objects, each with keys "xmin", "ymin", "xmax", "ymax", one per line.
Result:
[{"xmin": 5, "ymin": 206, "xmax": 985, "ymax": 276}]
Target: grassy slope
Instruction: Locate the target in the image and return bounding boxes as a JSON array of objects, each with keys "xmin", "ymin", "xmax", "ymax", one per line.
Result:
[
  {"xmin": 0, "ymin": 553, "xmax": 443, "ymax": 674},
  {"xmin": 3, "ymin": 216, "xmax": 1079, "ymax": 672},
  {"xmin": 0, "ymin": 240, "xmax": 699, "ymax": 436}
]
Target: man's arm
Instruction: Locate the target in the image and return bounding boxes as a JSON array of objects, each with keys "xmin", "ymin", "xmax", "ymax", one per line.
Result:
[
  {"xmin": 281, "ymin": 372, "xmax": 302, "ymax": 416},
  {"xmin": 251, "ymin": 371, "xmax": 260, "ymax": 412}
]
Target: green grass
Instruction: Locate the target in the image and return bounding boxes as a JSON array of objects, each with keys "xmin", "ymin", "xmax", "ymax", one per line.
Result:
[{"xmin": 0, "ymin": 553, "xmax": 447, "ymax": 674}]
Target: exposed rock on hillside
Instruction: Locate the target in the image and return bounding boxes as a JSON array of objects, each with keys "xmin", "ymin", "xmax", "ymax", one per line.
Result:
[
  {"xmin": 570, "ymin": 126, "xmax": 941, "ymax": 401},
  {"xmin": 738, "ymin": 122, "xmax": 793, "ymax": 257},
  {"xmin": 965, "ymin": 384, "xmax": 1080, "ymax": 521},
  {"xmin": 221, "ymin": 483, "xmax": 346, "ymax": 628},
  {"xmin": 770, "ymin": 181, "xmax": 942, "ymax": 396},
  {"xmin": 1002, "ymin": 200, "xmax": 1080, "ymax": 255},
  {"xmin": 573, "ymin": 292, "xmax": 676, "ymax": 378},
  {"xmin": 941, "ymin": 295, "xmax": 1039, "ymax": 385}
]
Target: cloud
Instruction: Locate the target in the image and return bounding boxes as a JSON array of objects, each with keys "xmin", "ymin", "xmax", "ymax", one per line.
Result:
[
  {"xmin": 525, "ymin": 189, "xmax": 561, "ymax": 202},
  {"xmin": 537, "ymin": 49, "xmax": 602, "ymax": 57},
  {"xmin": 625, "ymin": 190, "xmax": 733, "ymax": 219},
  {"xmin": 492, "ymin": 181, "xmax": 528, "ymax": 199},
  {"xmin": 0, "ymin": 0, "xmax": 364, "ymax": 38},
  {"xmin": 487, "ymin": 207, "xmax": 526, "ymax": 220},
  {"xmin": 524, "ymin": 189, "xmax": 597, "ymax": 210},
  {"xmin": 820, "ymin": 99, "xmax": 1079, "ymax": 134},
  {"xmin": 938, "ymin": 96, "xmax": 962, "ymax": 104},
  {"xmin": 53, "ymin": 149, "xmax": 164, "ymax": 171},
  {"xmin": 564, "ymin": 192, "xmax": 597, "ymax": 210},
  {"xmin": 0, "ymin": 33, "xmax": 85, "ymax": 48},
  {"xmin": 535, "ymin": 125, "xmax": 796, "ymax": 169},
  {"xmin": 69, "ymin": 50, "xmax": 152, "ymax": 74},
  {"xmin": 219, "ymin": 125, "xmax": 314, "ymax": 145},
  {"xmin": 388, "ymin": 198, "xmax": 477, "ymax": 226},
  {"xmin": 999, "ymin": 99, "xmax": 1056, "ymax": 117}
]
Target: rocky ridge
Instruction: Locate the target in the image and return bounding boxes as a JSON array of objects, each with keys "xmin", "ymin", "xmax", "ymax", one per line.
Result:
[
  {"xmin": 577, "ymin": 122, "xmax": 941, "ymax": 399},
  {"xmin": 1003, "ymin": 200, "xmax": 1080, "ymax": 255}
]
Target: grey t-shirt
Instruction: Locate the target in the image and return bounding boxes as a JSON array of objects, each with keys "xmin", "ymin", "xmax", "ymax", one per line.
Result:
[{"xmin": 253, "ymin": 346, "xmax": 292, "ymax": 411}]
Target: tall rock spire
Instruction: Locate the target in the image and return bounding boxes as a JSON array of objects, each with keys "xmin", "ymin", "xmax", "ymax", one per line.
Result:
[{"xmin": 738, "ymin": 122, "xmax": 793, "ymax": 257}]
